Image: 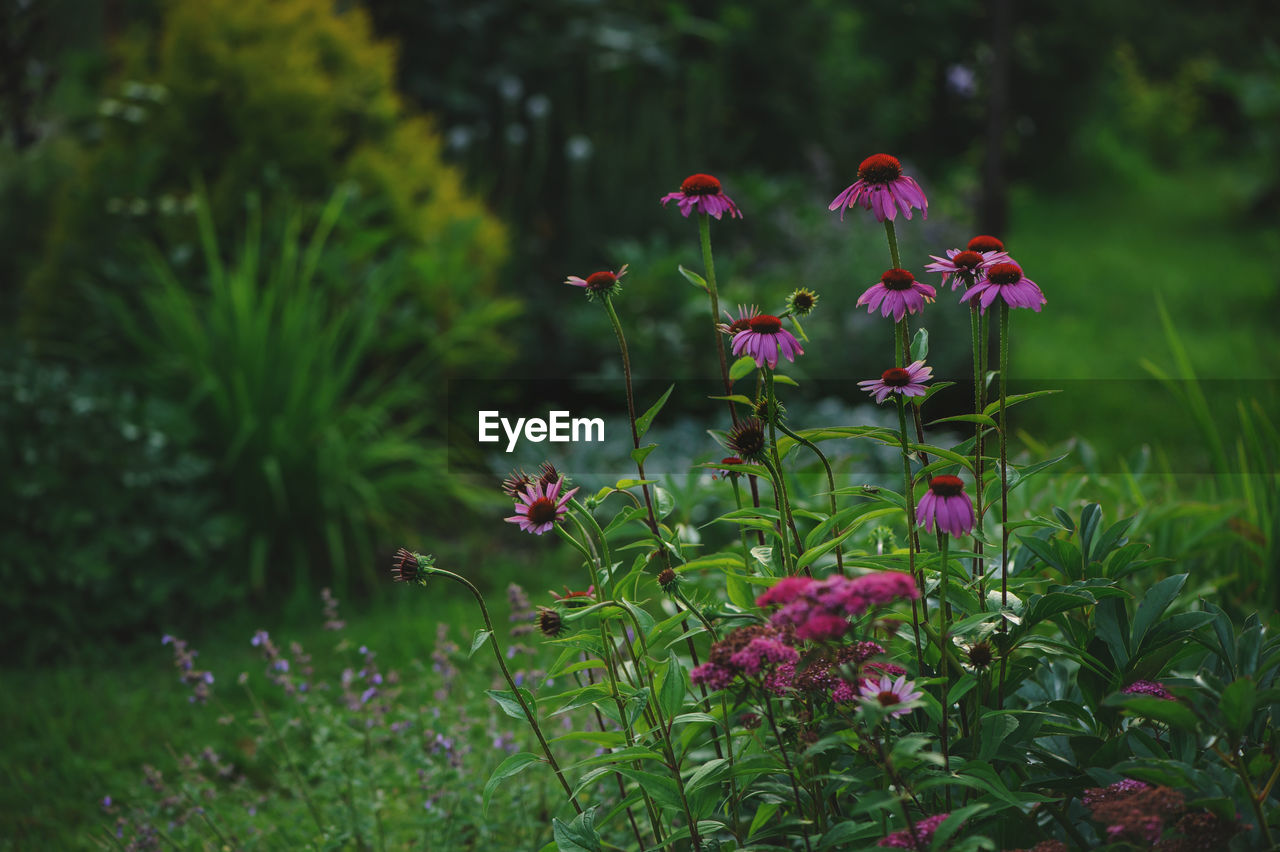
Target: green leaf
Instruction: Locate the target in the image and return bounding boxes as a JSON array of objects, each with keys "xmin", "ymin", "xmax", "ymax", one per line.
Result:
[
  {"xmin": 773, "ymin": 373, "xmax": 800, "ymax": 387},
  {"xmin": 927, "ymin": 412, "xmax": 998, "ymax": 428},
  {"xmin": 982, "ymin": 389, "xmax": 1062, "ymax": 417},
  {"xmin": 552, "ymin": 806, "xmax": 602, "ymax": 852},
  {"xmin": 636, "ymin": 385, "xmax": 675, "ymax": 439},
  {"xmin": 483, "ymin": 752, "xmax": 542, "ymax": 817},
  {"xmin": 659, "ymin": 654, "xmax": 687, "ymax": 718},
  {"xmin": 910, "ymin": 327, "xmax": 929, "ymax": 361},
  {"xmin": 486, "ymin": 687, "xmax": 536, "ymax": 721},
  {"xmin": 1106, "ymin": 694, "xmax": 1200, "ymax": 732},
  {"xmin": 748, "ymin": 802, "xmax": 780, "ymax": 839},
  {"xmin": 631, "ymin": 443, "xmax": 659, "ymax": 466},
  {"xmin": 625, "ymin": 687, "xmax": 651, "ymax": 728},
  {"xmin": 1221, "ymin": 676, "xmax": 1257, "ymax": 739},
  {"xmin": 817, "ymin": 821, "xmax": 864, "ymax": 849},
  {"xmin": 795, "ymin": 522, "xmax": 862, "ymax": 571},
  {"xmin": 729, "ymin": 356, "xmax": 757, "ymax": 381},
  {"xmin": 677, "ymin": 264, "xmax": 707, "ymax": 291},
  {"xmin": 469, "ymin": 628, "xmax": 493, "ymax": 659},
  {"xmin": 707, "ymin": 394, "xmax": 754, "ymax": 405},
  {"xmin": 1132, "ymin": 573, "xmax": 1187, "ymax": 652},
  {"xmin": 1095, "ymin": 596, "xmax": 1131, "ymax": 669}
]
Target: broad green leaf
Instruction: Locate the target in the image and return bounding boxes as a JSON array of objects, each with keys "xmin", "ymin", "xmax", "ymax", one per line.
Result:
[
  {"xmin": 486, "ymin": 687, "xmax": 536, "ymax": 721},
  {"xmin": 636, "ymin": 385, "xmax": 675, "ymax": 439},
  {"xmin": 1221, "ymin": 676, "xmax": 1257, "ymax": 739},
  {"xmin": 773, "ymin": 373, "xmax": 800, "ymax": 387},
  {"xmin": 982, "ymin": 389, "xmax": 1062, "ymax": 417},
  {"xmin": 483, "ymin": 752, "xmax": 542, "ymax": 817},
  {"xmin": 678, "ymin": 264, "xmax": 707, "ymax": 290},
  {"xmin": 469, "ymin": 628, "xmax": 493, "ymax": 658},
  {"xmin": 1107, "ymin": 694, "xmax": 1199, "ymax": 732},
  {"xmin": 1132, "ymin": 573, "xmax": 1188, "ymax": 652},
  {"xmin": 631, "ymin": 443, "xmax": 658, "ymax": 466},
  {"xmin": 729, "ymin": 356, "xmax": 757, "ymax": 381},
  {"xmin": 910, "ymin": 327, "xmax": 929, "ymax": 361},
  {"xmin": 552, "ymin": 806, "xmax": 602, "ymax": 852},
  {"xmin": 659, "ymin": 655, "xmax": 687, "ymax": 718}
]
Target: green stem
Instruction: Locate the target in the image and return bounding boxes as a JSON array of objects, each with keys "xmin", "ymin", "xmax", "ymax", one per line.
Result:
[
  {"xmin": 602, "ymin": 294, "xmax": 665, "ymax": 552},
  {"xmin": 998, "ymin": 302, "xmax": 1010, "ymax": 709},
  {"xmin": 730, "ymin": 479, "xmax": 754, "ymax": 574},
  {"xmin": 429, "ymin": 567, "xmax": 582, "ymax": 813},
  {"xmin": 242, "ymin": 684, "xmax": 327, "ymax": 833},
  {"xmin": 970, "ymin": 301, "xmax": 987, "ymax": 608},
  {"xmin": 893, "ymin": 325, "xmax": 925, "ymax": 674},
  {"xmin": 939, "ymin": 534, "xmax": 952, "ymax": 808},
  {"xmin": 698, "ymin": 213, "xmax": 738, "ymax": 425},
  {"xmin": 762, "ymin": 692, "xmax": 814, "ymax": 852},
  {"xmin": 884, "ymin": 220, "xmax": 902, "ymax": 270},
  {"xmin": 776, "ymin": 419, "xmax": 846, "ymax": 575},
  {"xmin": 764, "ymin": 370, "xmax": 805, "ymax": 573}
]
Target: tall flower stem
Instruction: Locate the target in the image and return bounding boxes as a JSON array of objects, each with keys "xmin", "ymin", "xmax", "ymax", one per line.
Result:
[
  {"xmin": 969, "ymin": 301, "xmax": 987, "ymax": 606},
  {"xmin": 427, "ymin": 566, "xmax": 582, "ymax": 814},
  {"xmin": 730, "ymin": 479, "xmax": 755, "ymax": 573},
  {"xmin": 938, "ymin": 533, "xmax": 952, "ymax": 809},
  {"xmin": 764, "ymin": 369, "xmax": 805, "ymax": 575},
  {"xmin": 762, "ymin": 692, "xmax": 814, "ymax": 852},
  {"xmin": 998, "ymin": 302, "xmax": 1011, "ymax": 708},
  {"xmin": 884, "ymin": 220, "xmax": 902, "ymax": 270},
  {"xmin": 698, "ymin": 213, "xmax": 739, "ymax": 425},
  {"xmin": 893, "ymin": 324, "xmax": 925, "ymax": 672},
  {"xmin": 775, "ymin": 420, "xmax": 846, "ymax": 575},
  {"xmin": 576, "ymin": 665, "xmax": 649, "ymax": 850},
  {"xmin": 602, "ymin": 294, "xmax": 665, "ymax": 553}
]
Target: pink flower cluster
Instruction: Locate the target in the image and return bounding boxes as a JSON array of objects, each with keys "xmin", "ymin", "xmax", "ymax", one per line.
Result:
[
  {"xmin": 757, "ymin": 573, "xmax": 919, "ymax": 642},
  {"xmin": 1122, "ymin": 680, "xmax": 1175, "ymax": 700},
  {"xmin": 878, "ymin": 813, "xmax": 952, "ymax": 849},
  {"xmin": 689, "ymin": 624, "xmax": 798, "ymax": 690}
]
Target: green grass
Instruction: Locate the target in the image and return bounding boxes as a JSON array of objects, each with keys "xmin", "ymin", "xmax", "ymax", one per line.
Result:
[
  {"xmin": 1005, "ymin": 164, "xmax": 1280, "ymax": 465},
  {"xmin": 0, "ymin": 545, "xmax": 580, "ymax": 850}
]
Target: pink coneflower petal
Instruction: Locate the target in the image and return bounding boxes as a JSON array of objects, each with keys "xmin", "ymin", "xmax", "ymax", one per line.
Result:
[
  {"xmin": 915, "ymin": 475, "xmax": 974, "ymax": 537},
  {"xmin": 829, "ymin": 155, "xmax": 928, "ymax": 223},
  {"xmin": 731, "ymin": 314, "xmax": 803, "ymax": 370},
  {"xmin": 661, "ymin": 173, "xmax": 743, "ymax": 220}
]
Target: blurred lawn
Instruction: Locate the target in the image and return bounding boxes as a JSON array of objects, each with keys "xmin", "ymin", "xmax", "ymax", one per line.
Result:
[{"xmin": 1006, "ymin": 164, "xmax": 1279, "ymax": 467}]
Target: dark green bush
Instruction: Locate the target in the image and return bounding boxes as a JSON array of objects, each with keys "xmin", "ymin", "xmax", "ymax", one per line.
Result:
[{"xmin": 0, "ymin": 346, "xmax": 237, "ymax": 661}]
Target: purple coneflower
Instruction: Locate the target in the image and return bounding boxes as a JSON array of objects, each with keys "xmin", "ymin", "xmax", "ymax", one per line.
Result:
[
  {"xmin": 916, "ymin": 475, "xmax": 976, "ymax": 537},
  {"xmin": 829, "ymin": 153, "xmax": 928, "ymax": 222},
  {"xmin": 857, "ymin": 269, "xmax": 936, "ymax": 322},
  {"xmin": 661, "ymin": 173, "xmax": 742, "ymax": 220},
  {"xmin": 565, "ymin": 264, "xmax": 627, "ymax": 299},
  {"xmin": 860, "ymin": 674, "xmax": 924, "ymax": 718},
  {"xmin": 959, "ymin": 261, "xmax": 1045, "ymax": 313},
  {"xmin": 858, "ymin": 361, "xmax": 933, "ymax": 404},
  {"xmin": 730, "ymin": 314, "xmax": 804, "ymax": 369},
  {"xmin": 924, "ymin": 247, "xmax": 1012, "ymax": 290},
  {"xmin": 717, "ymin": 304, "xmax": 760, "ymax": 337},
  {"xmin": 505, "ymin": 478, "xmax": 578, "ymax": 535}
]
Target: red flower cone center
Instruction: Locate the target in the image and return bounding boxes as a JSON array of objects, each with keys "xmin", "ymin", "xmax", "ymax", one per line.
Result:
[
  {"xmin": 748, "ymin": 315, "xmax": 783, "ymax": 334},
  {"xmin": 857, "ymin": 153, "xmax": 903, "ymax": 184},
  {"xmin": 952, "ymin": 250, "xmax": 984, "ymax": 269},
  {"xmin": 880, "ymin": 268, "xmax": 916, "ymax": 291},
  {"xmin": 585, "ymin": 271, "xmax": 617, "ymax": 290},
  {"xmin": 967, "ymin": 234, "xmax": 1005, "ymax": 252},
  {"xmin": 986, "ymin": 263, "xmax": 1023, "ymax": 286},
  {"xmin": 681, "ymin": 173, "xmax": 722, "ymax": 196},
  {"xmin": 881, "ymin": 367, "xmax": 912, "ymax": 386},
  {"xmin": 930, "ymin": 475, "xmax": 965, "ymax": 497},
  {"xmin": 876, "ymin": 690, "xmax": 901, "ymax": 706},
  {"xmin": 526, "ymin": 498, "xmax": 559, "ymax": 525}
]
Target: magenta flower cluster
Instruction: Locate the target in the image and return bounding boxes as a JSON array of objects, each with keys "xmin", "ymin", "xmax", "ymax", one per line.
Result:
[
  {"xmin": 757, "ymin": 572, "xmax": 919, "ymax": 642},
  {"xmin": 878, "ymin": 813, "xmax": 952, "ymax": 849},
  {"xmin": 1122, "ymin": 680, "xmax": 1175, "ymax": 700}
]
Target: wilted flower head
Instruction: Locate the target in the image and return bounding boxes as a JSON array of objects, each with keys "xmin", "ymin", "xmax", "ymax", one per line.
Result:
[
  {"xmin": 829, "ymin": 154, "xmax": 928, "ymax": 222},
  {"xmin": 858, "ymin": 361, "xmax": 933, "ymax": 404},
  {"xmin": 731, "ymin": 314, "xmax": 804, "ymax": 369},
  {"xmin": 391, "ymin": 548, "xmax": 434, "ymax": 584},
  {"xmin": 726, "ymin": 417, "xmax": 769, "ymax": 462},
  {"xmin": 856, "ymin": 269, "xmax": 937, "ymax": 322},
  {"xmin": 537, "ymin": 607, "xmax": 563, "ymax": 638},
  {"xmin": 565, "ymin": 264, "xmax": 628, "ymax": 300},
  {"xmin": 506, "ymin": 478, "xmax": 578, "ymax": 535},
  {"xmin": 717, "ymin": 304, "xmax": 761, "ymax": 337},
  {"xmin": 660, "ymin": 173, "xmax": 742, "ymax": 220},
  {"xmin": 657, "ymin": 568, "xmax": 679, "ymax": 592},
  {"xmin": 916, "ymin": 475, "xmax": 976, "ymax": 538},
  {"xmin": 501, "ymin": 468, "xmax": 534, "ymax": 499}
]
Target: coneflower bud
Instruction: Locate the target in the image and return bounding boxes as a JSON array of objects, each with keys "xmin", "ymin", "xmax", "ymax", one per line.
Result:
[
  {"xmin": 537, "ymin": 606, "xmax": 563, "ymax": 638},
  {"xmin": 787, "ymin": 287, "xmax": 819, "ymax": 316},
  {"xmin": 966, "ymin": 640, "xmax": 994, "ymax": 669},
  {"xmin": 501, "ymin": 468, "xmax": 533, "ymax": 498},
  {"xmin": 657, "ymin": 568, "xmax": 678, "ymax": 593},
  {"xmin": 726, "ymin": 417, "xmax": 769, "ymax": 462}
]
